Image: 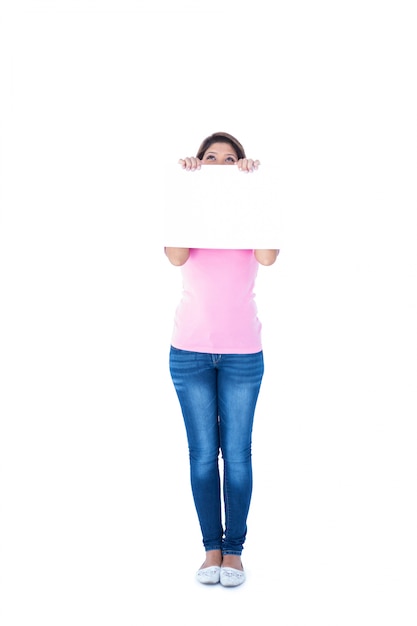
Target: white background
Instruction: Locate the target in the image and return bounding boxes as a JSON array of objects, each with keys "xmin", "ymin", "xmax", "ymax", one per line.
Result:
[{"xmin": 0, "ymin": 1, "xmax": 416, "ymax": 625}]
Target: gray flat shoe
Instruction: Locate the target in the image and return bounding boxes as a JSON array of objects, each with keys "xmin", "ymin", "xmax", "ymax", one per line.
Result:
[
  {"xmin": 220, "ymin": 567, "xmax": 246, "ymax": 587},
  {"xmin": 196, "ymin": 566, "xmax": 221, "ymax": 585}
]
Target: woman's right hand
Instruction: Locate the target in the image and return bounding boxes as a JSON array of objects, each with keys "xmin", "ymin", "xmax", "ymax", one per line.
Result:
[{"xmin": 178, "ymin": 157, "xmax": 201, "ymax": 171}]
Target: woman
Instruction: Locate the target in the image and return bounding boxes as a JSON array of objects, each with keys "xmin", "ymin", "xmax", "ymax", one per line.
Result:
[{"xmin": 166, "ymin": 132, "xmax": 278, "ymax": 587}]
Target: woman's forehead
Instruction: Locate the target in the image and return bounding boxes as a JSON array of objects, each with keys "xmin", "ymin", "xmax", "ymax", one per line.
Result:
[{"xmin": 204, "ymin": 142, "xmax": 237, "ymax": 155}]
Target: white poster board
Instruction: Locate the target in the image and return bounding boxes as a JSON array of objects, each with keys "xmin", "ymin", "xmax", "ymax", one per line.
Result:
[{"xmin": 163, "ymin": 165, "xmax": 282, "ymax": 249}]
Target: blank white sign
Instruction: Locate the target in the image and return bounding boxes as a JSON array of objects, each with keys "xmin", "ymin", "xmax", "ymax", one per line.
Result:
[{"xmin": 163, "ymin": 164, "xmax": 282, "ymax": 249}]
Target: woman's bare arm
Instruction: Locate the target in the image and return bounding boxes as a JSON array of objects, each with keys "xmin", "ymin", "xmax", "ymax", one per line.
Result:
[
  {"xmin": 164, "ymin": 247, "xmax": 190, "ymax": 266},
  {"xmin": 254, "ymin": 249, "xmax": 279, "ymax": 266}
]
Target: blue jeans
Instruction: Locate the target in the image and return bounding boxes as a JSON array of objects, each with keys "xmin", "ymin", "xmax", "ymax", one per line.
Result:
[{"xmin": 169, "ymin": 347, "xmax": 264, "ymax": 555}]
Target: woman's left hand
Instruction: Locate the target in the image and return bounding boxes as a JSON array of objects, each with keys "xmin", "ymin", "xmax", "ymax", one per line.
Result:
[{"xmin": 237, "ymin": 158, "xmax": 260, "ymax": 172}]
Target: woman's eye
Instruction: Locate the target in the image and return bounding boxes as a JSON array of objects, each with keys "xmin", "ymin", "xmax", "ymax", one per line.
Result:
[
  {"xmin": 206, "ymin": 155, "xmax": 215, "ymax": 160},
  {"xmin": 226, "ymin": 157, "xmax": 236, "ymax": 163}
]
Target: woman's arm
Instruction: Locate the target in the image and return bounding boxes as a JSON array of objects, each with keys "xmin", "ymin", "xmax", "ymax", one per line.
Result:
[
  {"xmin": 164, "ymin": 247, "xmax": 190, "ymax": 266},
  {"xmin": 254, "ymin": 249, "xmax": 279, "ymax": 266}
]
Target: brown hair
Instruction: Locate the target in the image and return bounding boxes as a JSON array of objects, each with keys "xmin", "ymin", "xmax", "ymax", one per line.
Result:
[{"xmin": 196, "ymin": 132, "xmax": 246, "ymax": 160}]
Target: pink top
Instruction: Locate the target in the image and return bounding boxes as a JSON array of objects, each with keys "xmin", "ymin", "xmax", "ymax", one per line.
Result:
[{"xmin": 171, "ymin": 249, "xmax": 262, "ymax": 354}]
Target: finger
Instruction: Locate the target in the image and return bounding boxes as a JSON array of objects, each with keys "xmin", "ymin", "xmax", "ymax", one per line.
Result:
[
  {"xmin": 253, "ymin": 160, "xmax": 260, "ymax": 170},
  {"xmin": 183, "ymin": 156, "xmax": 200, "ymax": 171},
  {"xmin": 180, "ymin": 158, "xmax": 193, "ymax": 170},
  {"xmin": 239, "ymin": 158, "xmax": 250, "ymax": 172}
]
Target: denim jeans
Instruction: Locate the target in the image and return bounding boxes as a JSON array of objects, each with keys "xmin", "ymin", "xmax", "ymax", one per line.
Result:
[{"xmin": 169, "ymin": 347, "xmax": 264, "ymax": 555}]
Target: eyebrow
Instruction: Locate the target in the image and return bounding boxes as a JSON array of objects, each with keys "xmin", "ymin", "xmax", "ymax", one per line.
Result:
[{"xmin": 205, "ymin": 151, "xmax": 237, "ymax": 157}]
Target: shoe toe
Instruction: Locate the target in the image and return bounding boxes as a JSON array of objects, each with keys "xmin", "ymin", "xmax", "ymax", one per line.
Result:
[
  {"xmin": 220, "ymin": 567, "xmax": 246, "ymax": 587},
  {"xmin": 196, "ymin": 566, "xmax": 221, "ymax": 584}
]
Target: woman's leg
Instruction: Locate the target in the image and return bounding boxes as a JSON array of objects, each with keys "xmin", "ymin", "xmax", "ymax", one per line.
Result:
[
  {"xmin": 217, "ymin": 351, "xmax": 264, "ymax": 557},
  {"xmin": 169, "ymin": 347, "xmax": 223, "ymax": 552}
]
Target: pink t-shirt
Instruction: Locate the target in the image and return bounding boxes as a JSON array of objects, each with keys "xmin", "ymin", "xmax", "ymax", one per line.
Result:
[{"xmin": 171, "ymin": 248, "xmax": 262, "ymax": 354}]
